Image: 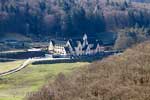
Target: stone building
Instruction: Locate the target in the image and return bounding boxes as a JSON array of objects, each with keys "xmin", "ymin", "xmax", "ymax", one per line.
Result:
[{"xmin": 48, "ymin": 34, "xmax": 105, "ymax": 56}]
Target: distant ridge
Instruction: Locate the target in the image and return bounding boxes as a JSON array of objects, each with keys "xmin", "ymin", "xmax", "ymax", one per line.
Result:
[{"xmin": 0, "ymin": 0, "xmax": 149, "ymax": 37}]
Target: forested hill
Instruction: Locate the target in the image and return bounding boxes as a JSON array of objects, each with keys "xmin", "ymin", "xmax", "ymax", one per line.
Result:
[
  {"xmin": 132, "ymin": 0, "xmax": 150, "ymax": 3},
  {"xmin": 0, "ymin": 0, "xmax": 150, "ymax": 37}
]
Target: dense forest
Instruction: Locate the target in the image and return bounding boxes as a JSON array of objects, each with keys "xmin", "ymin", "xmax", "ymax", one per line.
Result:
[
  {"xmin": 114, "ymin": 27, "xmax": 150, "ymax": 50},
  {"xmin": 0, "ymin": 0, "xmax": 150, "ymax": 36},
  {"xmin": 132, "ymin": 0, "xmax": 150, "ymax": 3}
]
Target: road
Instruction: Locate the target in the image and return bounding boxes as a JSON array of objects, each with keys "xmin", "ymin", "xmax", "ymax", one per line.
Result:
[
  {"xmin": 0, "ymin": 50, "xmax": 122, "ymax": 77},
  {"xmin": 0, "ymin": 57, "xmax": 70, "ymax": 77},
  {"xmin": 0, "ymin": 58, "xmax": 31, "ymax": 77}
]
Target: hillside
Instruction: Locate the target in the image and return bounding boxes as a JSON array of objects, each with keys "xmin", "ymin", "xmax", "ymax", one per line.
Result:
[
  {"xmin": 26, "ymin": 41, "xmax": 150, "ymax": 100},
  {"xmin": 0, "ymin": 0, "xmax": 150, "ymax": 37},
  {"xmin": 132, "ymin": 0, "xmax": 150, "ymax": 3},
  {"xmin": 0, "ymin": 62, "xmax": 89, "ymax": 100},
  {"xmin": 0, "ymin": 33, "xmax": 31, "ymax": 41}
]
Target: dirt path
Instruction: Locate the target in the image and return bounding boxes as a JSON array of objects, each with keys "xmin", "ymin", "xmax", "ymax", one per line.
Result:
[
  {"xmin": 0, "ymin": 58, "xmax": 31, "ymax": 77},
  {"xmin": 0, "ymin": 57, "xmax": 70, "ymax": 77}
]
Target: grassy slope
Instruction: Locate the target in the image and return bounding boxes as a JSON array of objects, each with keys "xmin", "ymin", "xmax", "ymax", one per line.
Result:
[
  {"xmin": 0, "ymin": 60, "xmax": 25, "ymax": 73},
  {"xmin": 27, "ymin": 41, "xmax": 150, "ymax": 100},
  {"xmin": 0, "ymin": 62, "xmax": 89, "ymax": 100}
]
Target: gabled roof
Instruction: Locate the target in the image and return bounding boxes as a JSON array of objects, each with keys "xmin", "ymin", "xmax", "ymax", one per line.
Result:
[
  {"xmin": 91, "ymin": 43, "xmax": 98, "ymax": 50},
  {"xmin": 68, "ymin": 40, "xmax": 78, "ymax": 47},
  {"xmin": 87, "ymin": 39, "xmax": 103, "ymax": 45},
  {"xmin": 64, "ymin": 47, "xmax": 71, "ymax": 53},
  {"xmin": 82, "ymin": 45, "xmax": 88, "ymax": 51},
  {"xmin": 87, "ymin": 38, "xmax": 97, "ymax": 44},
  {"xmin": 96, "ymin": 32, "xmax": 117, "ymax": 46},
  {"xmin": 50, "ymin": 39, "xmax": 67, "ymax": 46},
  {"xmin": 83, "ymin": 33, "xmax": 97, "ymax": 38},
  {"xmin": 68, "ymin": 39, "xmax": 82, "ymax": 47},
  {"xmin": 96, "ymin": 40, "xmax": 103, "ymax": 45}
]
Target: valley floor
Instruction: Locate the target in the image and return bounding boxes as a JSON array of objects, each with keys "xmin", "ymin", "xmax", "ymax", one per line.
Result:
[
  {"xmin": 0, "ymin": 61, "xmax": 89, "ymax": 100},
  {"xmin": 0, "ymin": 60, "xmax": 25, "ymax": 73}
]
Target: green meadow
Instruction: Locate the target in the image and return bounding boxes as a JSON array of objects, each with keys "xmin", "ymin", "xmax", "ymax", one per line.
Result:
[
  {"xmin": 0, "ymin": 60, "xmax": 25, "ymax": 73},
  {"xmin": 0, "ymin": 61, "xmax": 89, "ymax": 100}
]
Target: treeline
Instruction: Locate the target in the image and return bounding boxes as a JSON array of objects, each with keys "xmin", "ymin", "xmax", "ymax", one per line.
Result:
[
  {"xmin": 132, "ymin": 0, "xmax": 150, "ymax": 3},
  {"xmin": 0, "ymin": 0, "xmax": 150, "ymax": 36},
  {"xmin": 114, "ymin": 26, "xmax": 150, "ymax": 50}
]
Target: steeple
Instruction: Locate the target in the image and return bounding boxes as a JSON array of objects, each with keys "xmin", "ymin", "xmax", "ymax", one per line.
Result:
[
  {"xmin": 82, "ymin": 33, "xmax": 88, "ymax": 47},
  {"xmin": 83, "ymin": 33, "xmax": 87, "ymax": 41}
]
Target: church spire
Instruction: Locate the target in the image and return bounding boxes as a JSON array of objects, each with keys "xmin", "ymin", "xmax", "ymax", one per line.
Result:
[{"xmin": 83, "ymin": 33, "xmax": 87, "ymax": 41}]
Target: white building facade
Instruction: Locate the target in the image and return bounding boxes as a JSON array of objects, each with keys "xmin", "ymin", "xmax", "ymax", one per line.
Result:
[{"xmin": 48, "ymin": 34, "xmax": 105, "ymax": 56}]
